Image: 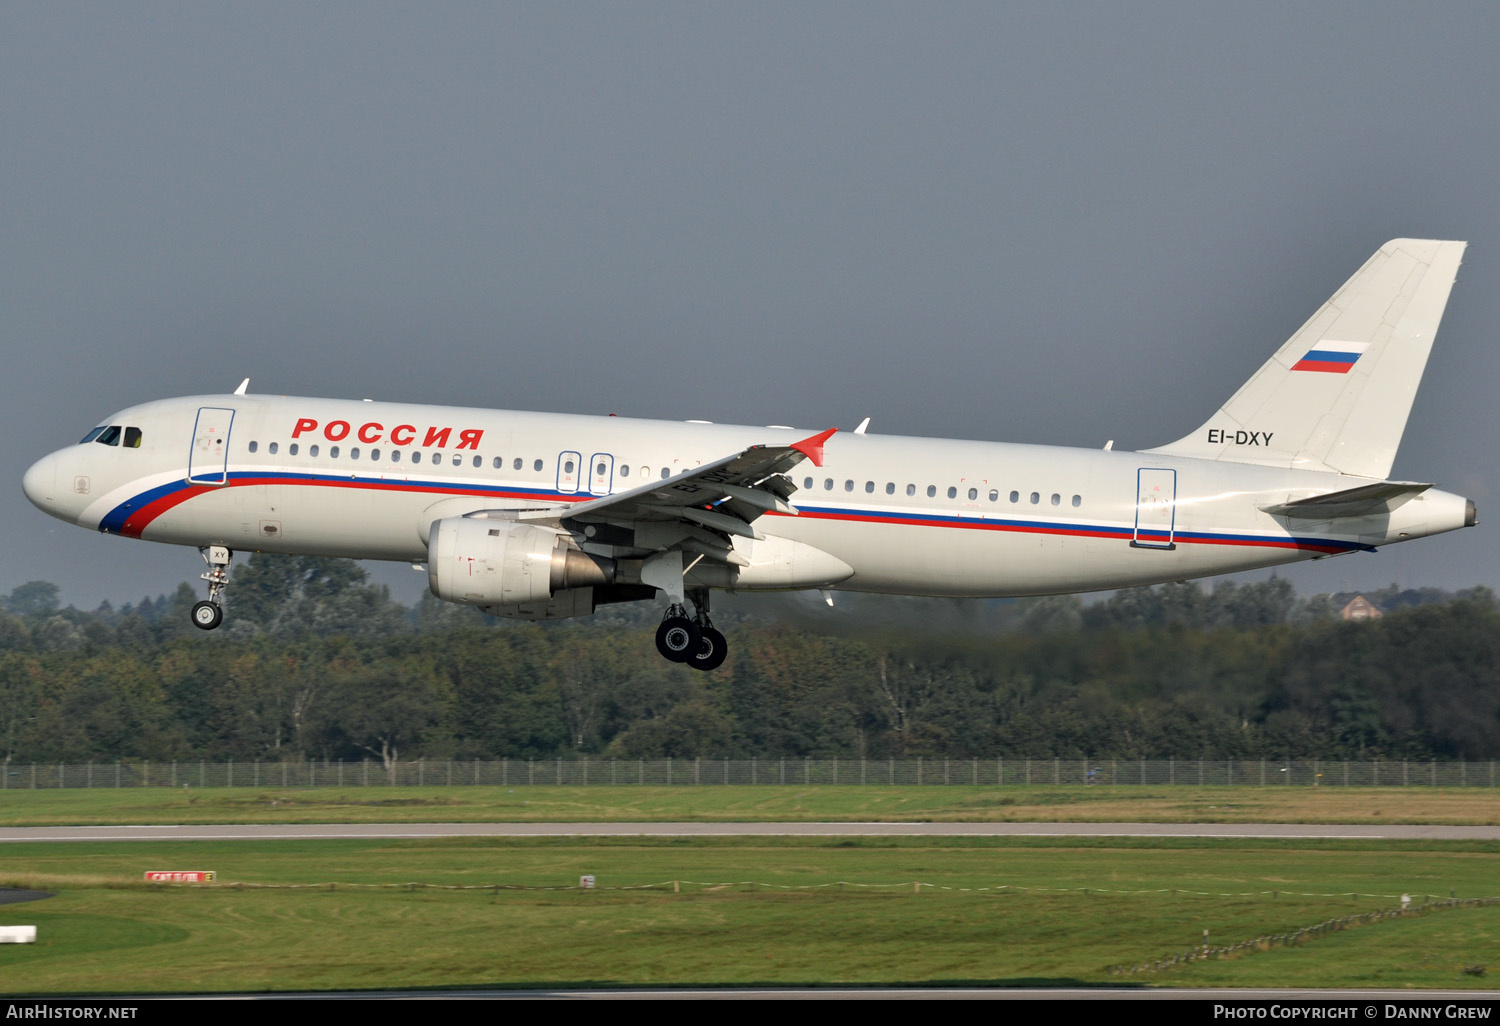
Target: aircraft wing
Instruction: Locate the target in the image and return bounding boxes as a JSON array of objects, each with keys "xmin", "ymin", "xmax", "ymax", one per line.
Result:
[
  {"xmin": 1259, "ymin": 480, "xmax": 1432, "ymax": 519},
  {"xmin": 502, "ymin": 428, "xmax": 837, "ymax": 563}
]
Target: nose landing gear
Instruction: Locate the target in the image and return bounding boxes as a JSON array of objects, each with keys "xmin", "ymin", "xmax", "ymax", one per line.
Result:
[{"xmin": 191, "ymin": 545, "xmax": 232, "ymax": 631}]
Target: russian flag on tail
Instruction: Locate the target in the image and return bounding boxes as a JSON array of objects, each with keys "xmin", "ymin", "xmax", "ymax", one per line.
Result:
[{"xmin": 1292, "ymin": 340, "xmax": 1369, "ymax": 373}]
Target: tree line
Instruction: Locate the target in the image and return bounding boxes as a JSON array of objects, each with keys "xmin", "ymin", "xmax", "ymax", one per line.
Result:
[{"xmin": 1, "ymin": 556, "xmax": 1496, "ymax": 764}]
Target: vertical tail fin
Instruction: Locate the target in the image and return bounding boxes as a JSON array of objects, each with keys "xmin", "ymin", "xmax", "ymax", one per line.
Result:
[{"xmin": 1144, "ymin": 239, "xmax": 1466, "ymax": 479}]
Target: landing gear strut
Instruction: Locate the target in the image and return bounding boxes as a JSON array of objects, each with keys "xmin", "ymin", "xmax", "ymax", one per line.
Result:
[{"xmin": 191, "ymin": 545, "xmax": 232, "ymax": 631}]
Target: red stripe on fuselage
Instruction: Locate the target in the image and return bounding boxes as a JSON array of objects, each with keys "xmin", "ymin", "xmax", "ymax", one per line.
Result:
[
  {"xmin": 118, "ymin": 484, "xmax": 219, "ymax": 538},
  {"xmin": 116, "ymin": 476, "xmax": 1353, "ymax": 556}
]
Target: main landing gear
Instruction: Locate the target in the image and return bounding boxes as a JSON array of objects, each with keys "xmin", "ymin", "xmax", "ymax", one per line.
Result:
[
  {"xmin": 190, "ymin": 545, "xmax": 232, "ymax": 631},
  {"xmin": 655, "ymin": 588, "xmax": 728, "ymax": 672}
]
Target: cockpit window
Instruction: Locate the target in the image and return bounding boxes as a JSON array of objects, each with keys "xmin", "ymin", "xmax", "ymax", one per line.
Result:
[
  {"xmin": 94, "ymin": 426, "xmax": 123, "ymax": 446},
  {"xmin": 79, "ymin": 427, "xmax": 107, "ymax": 444},
  {"xmin": 124, "ymin": 427, "xmax": 142, "ymax": 448}
]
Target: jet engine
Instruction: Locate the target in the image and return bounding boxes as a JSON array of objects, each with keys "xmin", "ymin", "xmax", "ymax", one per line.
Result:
[{"xmin": 427, "ymin": 517, "xmax": 613, "ymax": 607}]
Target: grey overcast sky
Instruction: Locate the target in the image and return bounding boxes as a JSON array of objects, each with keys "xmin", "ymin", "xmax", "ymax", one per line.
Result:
[{"xmin": 5, "ymin": 1, "xmax": 1499, "ymax": 610}]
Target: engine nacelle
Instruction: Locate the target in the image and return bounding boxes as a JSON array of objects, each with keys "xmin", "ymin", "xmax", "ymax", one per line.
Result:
[{"xmin": 427, "ymin": 518, "xmax": 613, "ymax": 608}]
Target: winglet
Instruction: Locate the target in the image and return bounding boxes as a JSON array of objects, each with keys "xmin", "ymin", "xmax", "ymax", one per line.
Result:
[
  {"xmin": 790, "ymin": 428, "xmax": 838, "ymax": 467},
  {"xmin": 233, "ymin": 378, "xmax": 250, "ymax": 396}
]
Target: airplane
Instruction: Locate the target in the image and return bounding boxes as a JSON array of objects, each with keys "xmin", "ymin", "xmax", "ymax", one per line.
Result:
[{"xmin": 22, "ymin": 239, "xmax": 1476, "ymax": 670}]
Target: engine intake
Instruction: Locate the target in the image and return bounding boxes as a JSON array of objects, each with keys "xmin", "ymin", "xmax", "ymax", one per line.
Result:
[{"xmin": 428, "ymin": 518, "xmax": 613, "ymax": 607}]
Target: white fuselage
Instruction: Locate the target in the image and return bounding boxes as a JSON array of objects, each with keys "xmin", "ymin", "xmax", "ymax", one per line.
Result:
[{"xmin": 22, "ymin": 393, "xmax": 1474, "ymax": 599}]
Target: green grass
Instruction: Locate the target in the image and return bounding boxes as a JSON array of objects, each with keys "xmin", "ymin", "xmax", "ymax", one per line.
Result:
[
  {"xmin": 2, "ymin": 784, "xmax": 1497, "ymax": 826},
  {"xmin": 1, "ymin": 836, "xmax": 1496, "ymax": 993}
]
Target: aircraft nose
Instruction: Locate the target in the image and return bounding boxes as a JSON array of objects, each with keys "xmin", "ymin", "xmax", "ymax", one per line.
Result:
[{"xmin": 22, "ymin": 453, "xmax": 57, "ymax": 513}]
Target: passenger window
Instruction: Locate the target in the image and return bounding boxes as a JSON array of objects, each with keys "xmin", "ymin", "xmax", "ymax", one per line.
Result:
[
  {"xmin": 412, "ymin": 450, "xmax": 421, "ymax": 463},
  {"xmin": 906, "ymin": 484, "xmax": 916, "ymax": 496},
  {"xmin": 513, "ymin": 458, "xmax": 523, "ymax": 470},
  {"xmin": 473, "ymin": 456, "xmax": 482, "ymax": 468},
  {"xmin": 1009, "ymin": 490, "xmax": 1019, "ymax": 503},
  {"xmin": 537, "ymin": 460, "xmax": 546, "ymax": 472},
  {"xmin": 452, "ymin": 454, "xmax": 462, "ymax": 466},
  {"xmin": 596, "ymin": 462, "xmax": 606, "ymax": 476},
  {"xmin": 350, "ymin": 448, "xmax": 360, "ymax": 460},
  {"xmin": 95, "ymin": 426, "xmax": 122, "ymax": 446},
  {"xmin": 967, "ymin": 487, "xmax": 977, "ymax": 500},
  {"xmin": 392, "ymin": 450, "xmax": 401, "ymax": 463},
  {"xmin": 824, "ymin": 478, "xmax": 834, "ymax": 490},
  {"xmin": 1072, "ymin": 495, "xmax": 1081, "ymax": 507},
  {"xmin": 269, "ymin": 442, "xmax": 278, "ymax": 455},
  {"xmin": 309, "ymin": 445, "xmax": 320, "ymax": 457},
  {"xmin": 565, "ymin": 459, "xmax": 576, "ymax": 474},
  {"xmin": 660, "ymin": 467, "xmax": 670, "ymax": 480},
  {"xmin": 1051, "ymin": 493, "xmax": 1060, "ymax": 506},
  {"xmin": 885, "ymin": 482, "xmax": 894, "ymax": 495},
  {"xmin": 865, "ymin": 481, "xmax": 874, "ymax": 493},
  {"xmin": 370, "ymin": 449, "xmax": 380, "ymax": 461},
  {"xmin": 947, "ymin": 486, "xmax": 957, "ymax": 499},
  {"xmin": 844, "ymin": 480, "xmax": 854, "ymax": 492},
  {"xmin": 804, "ymin": 477, "xmax": 814, "ymax": 489},
  {"xmin": 432, "ymin": 453, "xmax": 442, "ymax": 465},
  {"xmin": 289, "ymin": 443, "xmax": 299, "ymax": 456},
  {"xmin": 248, "ymin": 441, "xmax": 258, "ymax": 453},
  {"xmin": 1030, "ymin": 492, "xmax": 1039, "ymax": 504},
  {"xmin": 329, "ymin": 446, "xmax": 340, "ymax": 459},
  {"xmin": 988, "ymin": 489, "xmax": 998, "ymax": 502},
  {"xmin": 926, "ymin": 485, "xmax": 936, "ymax": 497},
  {"xmin": 124, "ymin": 427, "xmax": 142, "ymax": 448},
  {"xmin": 620, "ymin": 465, "xmax": 630, "ymax": 478},
  {"xmin": 493, "ymin": 457, "xmax": 503, "ymax": 469}
]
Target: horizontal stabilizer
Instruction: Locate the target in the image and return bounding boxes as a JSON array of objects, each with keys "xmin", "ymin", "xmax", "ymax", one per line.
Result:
[{"xmin": 1259, "ymin": 481, "xmax": 1431, "ymax": 519}]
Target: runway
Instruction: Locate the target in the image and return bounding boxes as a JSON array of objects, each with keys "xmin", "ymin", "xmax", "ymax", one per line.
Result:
[{"xmin": 2, "ymin": 821, "xmax": 1496, "ymax": 842}]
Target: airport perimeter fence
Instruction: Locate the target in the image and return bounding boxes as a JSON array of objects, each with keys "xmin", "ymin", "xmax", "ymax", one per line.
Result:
[{"xmin": 4, "ymin": 756, "xmax": 1499, "ymax": 789}]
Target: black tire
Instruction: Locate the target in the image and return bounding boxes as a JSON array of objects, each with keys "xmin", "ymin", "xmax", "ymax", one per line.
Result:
[
  {"xmin": 688, "ymin": 626, "xmax": 728, "ymax": 672},
  {"xmin": 191, "ymin": 600, "xmax": 223, "ymax": 631},
  {"xmin": 655, "ymin": 616, "xmax": 701, "ymax": 662}
]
